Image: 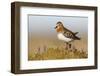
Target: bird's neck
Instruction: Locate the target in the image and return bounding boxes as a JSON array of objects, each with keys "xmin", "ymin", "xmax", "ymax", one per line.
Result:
[{"xmin": 57, "ymin": 27, "xmax": 64, "ymax": 33}]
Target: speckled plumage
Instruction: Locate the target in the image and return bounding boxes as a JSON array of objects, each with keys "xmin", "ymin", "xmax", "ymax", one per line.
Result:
[{"xmin": 55, "ymin": 21, "xmax": 80, "ymax": 42}]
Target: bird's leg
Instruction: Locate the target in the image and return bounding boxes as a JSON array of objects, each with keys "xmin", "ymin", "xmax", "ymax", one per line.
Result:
[
  {"xmin": 69, "ymin": 40, "xmax": 75, "ymax": 51},
  {"xmin": 69, "ymin": 43, "xmax": 71, "ymax": 48},
  {"xmin": 65, "ymin": 42, "xmax": 68, "ymax": 50},
  {"xmin": 68, "ymin": 43, "xmax": 72, "ymax": 51}
]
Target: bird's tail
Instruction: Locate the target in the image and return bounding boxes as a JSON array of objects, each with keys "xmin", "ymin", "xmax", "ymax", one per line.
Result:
[
  {"xmin": 75, "ymin": 36, "xmax": 81, "ymax": 40},
  {"xmin": 74, "ymin": 32, "xmax": 78, "ymax": 35}
]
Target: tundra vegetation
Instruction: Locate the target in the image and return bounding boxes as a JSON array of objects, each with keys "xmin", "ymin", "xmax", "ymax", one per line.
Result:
[{"xmin": 28, "ymin": 38, "xmax": 88, "ymax": 60}]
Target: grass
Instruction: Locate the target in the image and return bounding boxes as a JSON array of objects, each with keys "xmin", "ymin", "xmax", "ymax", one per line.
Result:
[
  {"xmin": 28, "ymin": 47, "xmax": 88, "ymax": 60},
  {"xmin": 28, "ymin": 36, "xmax": 88, "ymax": 60}
]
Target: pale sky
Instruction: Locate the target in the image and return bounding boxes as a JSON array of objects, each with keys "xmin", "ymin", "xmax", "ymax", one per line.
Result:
[{"xmin": 28, "ymin": 15, "xmax": 88, "ymax": 39}]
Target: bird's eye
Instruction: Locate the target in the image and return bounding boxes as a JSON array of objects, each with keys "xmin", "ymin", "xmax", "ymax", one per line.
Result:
[{"xmin": 55, "ymin": 26, "xmax": 58, "ymax": 29}]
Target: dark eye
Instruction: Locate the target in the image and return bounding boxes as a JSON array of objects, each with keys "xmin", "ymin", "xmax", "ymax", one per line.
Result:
[{"xmin": 55, "ymin": 26, "xmax": 58, "ymax": 29}]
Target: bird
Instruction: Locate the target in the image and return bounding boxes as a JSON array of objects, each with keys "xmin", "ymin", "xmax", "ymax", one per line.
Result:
[{"xmin": 54, "ymin": 21, "xmax": 80, "ymax": 50}]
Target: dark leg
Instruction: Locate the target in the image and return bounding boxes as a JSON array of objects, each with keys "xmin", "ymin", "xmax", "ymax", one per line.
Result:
[
  {"xmin": 65, "ymin": 42, "xmax": 72, "ymax": 51},
  {"xmin": 69, "ymin": 43, "xmax": 72, "ymax": 49},
  {"xmin": 65, "ymin": 42, "xmax": 68, "ymax": 50},
  {"xmin": 68, "ymin": 43, "xmax": 72, "ymax": 51}
]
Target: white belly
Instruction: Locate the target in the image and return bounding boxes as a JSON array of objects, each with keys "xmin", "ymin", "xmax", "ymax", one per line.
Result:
[{"xmin": 57, "ymin": 33, "xmax": 72, "ymax": 42}]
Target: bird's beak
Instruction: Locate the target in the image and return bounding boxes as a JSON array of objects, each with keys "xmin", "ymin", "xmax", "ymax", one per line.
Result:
[{"xmin": 54, "ymin": 26, "xmax": 57, "ymax": 29}]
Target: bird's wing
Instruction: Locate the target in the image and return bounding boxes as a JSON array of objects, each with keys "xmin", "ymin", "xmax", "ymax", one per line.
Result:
[
  {"xmin": 63, "ymin": 27, "xmax": 75, "ymax": 39},
  {"xmin": 63, "ymin": 31, "xmax": 74, "ymax": 39}
]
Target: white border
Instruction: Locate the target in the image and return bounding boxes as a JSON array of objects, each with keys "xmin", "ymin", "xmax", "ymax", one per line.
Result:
[{"xmin": 20, "ymin": 7, "xmax": 95, "ymax": 70}]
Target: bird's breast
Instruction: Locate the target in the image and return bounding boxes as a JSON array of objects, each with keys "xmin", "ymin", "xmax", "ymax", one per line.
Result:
[
  {"xmin": 56, "ymin": 27, "xmax": 63, "ymax": 32},
  {"xmin": 57, "ymin": 33, "xmax": 72, "ymax": 42}
]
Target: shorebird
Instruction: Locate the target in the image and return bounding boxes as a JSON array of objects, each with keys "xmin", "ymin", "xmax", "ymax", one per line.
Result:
[{"xmin": 54, "ymin": 21, "xmax": 80, "ymax": 50}]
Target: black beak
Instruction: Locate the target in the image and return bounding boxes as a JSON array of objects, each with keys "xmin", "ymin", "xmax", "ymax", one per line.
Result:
[{"xmin": 54, "ymin": 26, "xmax": 57, "ymax": 29}]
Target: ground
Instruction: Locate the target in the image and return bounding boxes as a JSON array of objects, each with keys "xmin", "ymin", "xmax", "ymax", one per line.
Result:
[
  {"xmin": 28, "ymin": 36, "xmax": 88, "ymax": 60},
  {"xmin": 28, "ymin": 47, "xmax": 87, "ymax": 60}
]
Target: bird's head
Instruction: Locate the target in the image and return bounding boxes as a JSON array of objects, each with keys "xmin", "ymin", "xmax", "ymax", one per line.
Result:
[{"xmin": 55, "ymin": 21, "xmax": 64, "ymax": 32}]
